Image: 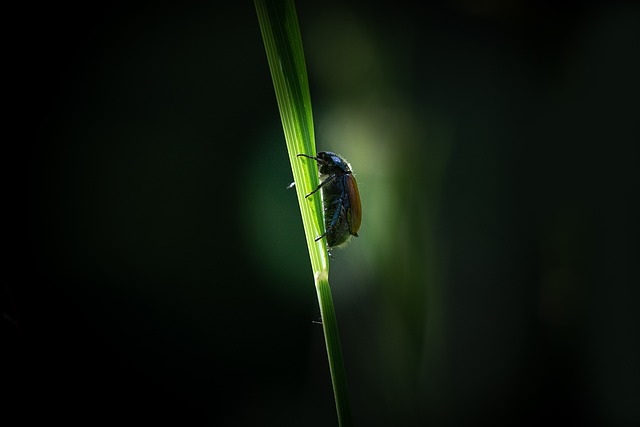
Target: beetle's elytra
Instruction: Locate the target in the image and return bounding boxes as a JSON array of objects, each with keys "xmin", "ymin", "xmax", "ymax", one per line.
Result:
[{"xmin": 297, "ymin": 151, "xmax": 361, "ymax": 249}]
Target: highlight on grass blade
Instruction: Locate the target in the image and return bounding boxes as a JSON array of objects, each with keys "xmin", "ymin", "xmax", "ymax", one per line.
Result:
[
  {"xmin": 254, "ymin": 1, "xmax": 353, "ymax": 425},
  {"xmin": 254, "ymin": 0, "xmax": 328, "ymax": 275}
]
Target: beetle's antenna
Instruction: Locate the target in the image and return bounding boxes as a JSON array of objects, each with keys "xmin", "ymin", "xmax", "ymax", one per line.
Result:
[{"xmin": 297, "ymin": 153, "xmax": 320, "ymax": 162}]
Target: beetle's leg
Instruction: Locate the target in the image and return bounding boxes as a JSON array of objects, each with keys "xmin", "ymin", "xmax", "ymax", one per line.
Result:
[
  {"xmin": 314, "ymin": 231, "xmax": 336, "ymax": 259},
  {"xmin": 314, "ymin": 230, "xmax": 328, "ymax": 242},
  {"xmin": 305, "ymin": 174, "xmax": 337, "ymax": 198},
  {"xmin": 326, "ymin": 198, "xmax": 344, "ymax": 230},
  {"xmin": 314, "ymin": 197, "xmax": 344, "ymax": 243}
]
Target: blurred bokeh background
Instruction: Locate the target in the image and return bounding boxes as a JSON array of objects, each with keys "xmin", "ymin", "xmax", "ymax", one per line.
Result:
[{"xmin": 7, "ymin": 1, "xmax": 639, "ymax": 425}]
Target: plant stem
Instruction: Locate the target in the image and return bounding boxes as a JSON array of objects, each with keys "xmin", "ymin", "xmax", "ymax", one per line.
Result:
[
  {"xmin": 254, "ymin": 1, "xmax": 353, "ymax": 425},
  {"xmin": 316, "ymin": 276, "xmax": 353, "ymax": 426}
]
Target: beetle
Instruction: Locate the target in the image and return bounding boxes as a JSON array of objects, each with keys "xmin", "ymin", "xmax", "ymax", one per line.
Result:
[{"xmin": 297, "ymin": 151, "xmax": 362, "ymax": 249}]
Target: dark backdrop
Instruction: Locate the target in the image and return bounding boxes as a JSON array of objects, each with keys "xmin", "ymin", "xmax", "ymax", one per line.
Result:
[{"xmin": 7, "ymin": 1, "xmax": 639, "ymax": 426}]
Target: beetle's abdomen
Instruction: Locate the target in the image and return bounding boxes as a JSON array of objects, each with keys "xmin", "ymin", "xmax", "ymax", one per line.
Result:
[{"xmin": 321, "ymin": 174, "xmax": 361, "ymax": 248}]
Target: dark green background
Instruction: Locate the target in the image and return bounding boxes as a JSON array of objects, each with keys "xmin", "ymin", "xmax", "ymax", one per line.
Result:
[{"xmin": 8, "ymin": 1, "xmax": 639, "ymax": 425}]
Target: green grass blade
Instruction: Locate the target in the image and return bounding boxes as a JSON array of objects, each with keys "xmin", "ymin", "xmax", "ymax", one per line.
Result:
[
  {"xmin": 316, "ymin": 276, "xmax": 353, "ymax": 425},
  {"xmin": 254, "ymin": 0, "xmax": 327, "ymax": 276},
  {"xmin": 254, "ymin": 1, "xmax": 353, "ymax": 425}
]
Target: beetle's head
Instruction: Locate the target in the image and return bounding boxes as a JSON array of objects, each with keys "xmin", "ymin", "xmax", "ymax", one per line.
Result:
[
  {"xmin": 316, "ymin": 151, "xmax": 351, "ymax": 175},
  {"xmin": 297, "ymin": 151, "xmax": 352, "ymax": 175}
]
